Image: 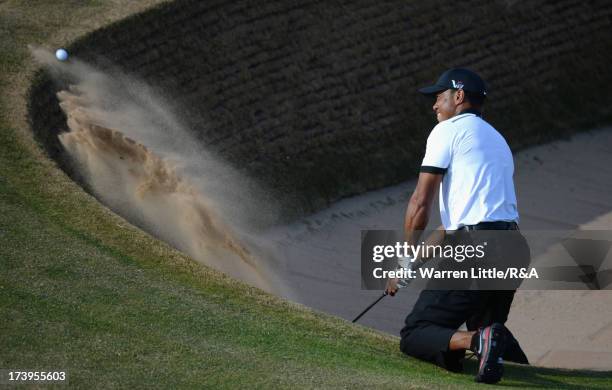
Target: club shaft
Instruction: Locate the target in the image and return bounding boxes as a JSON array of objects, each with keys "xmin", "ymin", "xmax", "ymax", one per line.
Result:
[{"xmin": 352, "ymin": 292, "xmax": 387, "ymax": 323}]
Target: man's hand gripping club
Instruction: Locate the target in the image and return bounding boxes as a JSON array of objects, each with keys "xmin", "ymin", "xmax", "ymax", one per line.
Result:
[{"xmin": 385, "ymin": 255, "xmax": 425, "ymax": 296}]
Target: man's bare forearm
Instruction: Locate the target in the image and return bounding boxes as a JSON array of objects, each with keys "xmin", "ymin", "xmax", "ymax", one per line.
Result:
[
  {"xmin": 404, "ymin": 195, "xmax": 445, "ymax": 260},
  {"xmin": 403, "ymin": 172, "xmax": 443, "ymax": 246},
  {"xmin": 404, "ymin": 195, "xmax": 430, "ymax": 245}
]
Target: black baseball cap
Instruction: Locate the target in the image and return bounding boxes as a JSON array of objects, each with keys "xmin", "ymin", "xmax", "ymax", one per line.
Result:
[{"xmin": 418, "ymin": 68, "xmax": 487, "ymax": 96}]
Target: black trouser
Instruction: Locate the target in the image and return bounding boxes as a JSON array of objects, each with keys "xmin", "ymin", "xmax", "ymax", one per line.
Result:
[
  {"xmin": 399, "ymin": 290, "xmax": 514, "ymax": 372},
  {"xmin": 399, "ymin": 228, "xmax": 530, "ymax": 371}
]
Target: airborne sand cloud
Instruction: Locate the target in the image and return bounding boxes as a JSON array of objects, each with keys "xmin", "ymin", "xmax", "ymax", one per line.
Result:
[{"xmin": 31, "ymin": 46, "xmax": 289, "ymax": 296}]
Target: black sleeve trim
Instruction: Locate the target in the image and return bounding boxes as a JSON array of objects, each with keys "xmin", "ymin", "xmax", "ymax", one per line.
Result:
[{"xmin": 420, "ymin": 165, "xmax": 447, "ymax": 174}]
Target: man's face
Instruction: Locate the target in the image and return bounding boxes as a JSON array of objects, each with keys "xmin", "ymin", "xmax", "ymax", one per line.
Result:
[{"xmin": 432, "ymin": 89, "xmax": 457, "ymax": 122}]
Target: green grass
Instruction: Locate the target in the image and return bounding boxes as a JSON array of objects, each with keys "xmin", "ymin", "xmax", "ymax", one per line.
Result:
[{"xmin": 1, "ymin": 0, "xmax": 612, "ymax": 388}]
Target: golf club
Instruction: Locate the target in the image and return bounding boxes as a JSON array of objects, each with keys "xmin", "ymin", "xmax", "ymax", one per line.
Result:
[
  {"xmin": 352, "ymin": 280, "xmax": 410, "ymax": 323},
  {"xmin": 352, "ymin": 291, "xmax": 388, "ymax": 323},
  {"xmin": 352, "ymin": 256, "xmax": 429, "ymax": 323}
]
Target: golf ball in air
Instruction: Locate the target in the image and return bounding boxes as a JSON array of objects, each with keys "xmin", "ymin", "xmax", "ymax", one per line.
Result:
[{"xmin": 55, "ymin": 48, "xmax": 68, "ymax": 61}]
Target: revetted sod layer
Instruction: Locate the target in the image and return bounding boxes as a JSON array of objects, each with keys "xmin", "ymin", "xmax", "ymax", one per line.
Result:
[{"xmin": 29, "ymin": 0, "xmax": 612, "ymax": 217}]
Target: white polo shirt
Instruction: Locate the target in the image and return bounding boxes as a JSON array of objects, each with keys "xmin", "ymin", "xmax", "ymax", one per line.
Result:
[{"xmin": 421, "ymin": 111, "xmax": 519, "ymax": 230}]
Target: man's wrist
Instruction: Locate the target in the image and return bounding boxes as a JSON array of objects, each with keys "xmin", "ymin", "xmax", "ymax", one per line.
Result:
[{"xmin": 397, "ymin": 254, "xmax": 415, "ymax": 270}]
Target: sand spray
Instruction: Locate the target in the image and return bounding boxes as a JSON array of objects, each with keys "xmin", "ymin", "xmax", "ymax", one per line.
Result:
[{"xmin": 31, "ymin": 47, "xmax": 292, "ymax": 297}]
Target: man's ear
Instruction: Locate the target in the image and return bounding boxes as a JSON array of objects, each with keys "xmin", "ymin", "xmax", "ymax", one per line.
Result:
[{"xmin": 454, "ymin": 89, "xmax": 465, "ymax": 104}]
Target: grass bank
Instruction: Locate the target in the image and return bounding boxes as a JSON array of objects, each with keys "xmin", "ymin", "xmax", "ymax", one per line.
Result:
[{"xmin": 1, "ymin": 1, "xmax": 612, "ymax": 388}]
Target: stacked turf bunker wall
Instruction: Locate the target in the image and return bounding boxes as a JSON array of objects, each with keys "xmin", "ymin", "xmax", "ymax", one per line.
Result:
[{"xmin": 29, "ymin": 0, "xmax": 612, "ymax": 217}]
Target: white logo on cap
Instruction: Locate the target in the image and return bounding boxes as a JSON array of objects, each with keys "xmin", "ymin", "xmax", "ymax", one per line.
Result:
[{"xmin": 451, "ymin": 79, "xmax": 464, "ymax": 89}]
